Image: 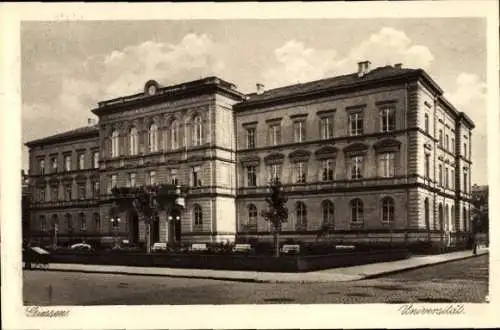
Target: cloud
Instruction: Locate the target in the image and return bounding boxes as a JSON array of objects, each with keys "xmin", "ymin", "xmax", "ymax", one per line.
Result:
[{"xmin": 262, "ymin": 27, "xmax": 434, "ymax": 88}]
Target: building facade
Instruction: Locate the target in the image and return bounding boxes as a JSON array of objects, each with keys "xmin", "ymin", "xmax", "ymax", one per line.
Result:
[{"xmin": 25, "ymin": 62, "xmax": 475, "ymax": 247}]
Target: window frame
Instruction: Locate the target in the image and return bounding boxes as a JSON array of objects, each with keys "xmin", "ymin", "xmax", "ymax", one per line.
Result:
[{"xmin": 380, "ymin": 107, "xmax": 396, "ymax": 133}]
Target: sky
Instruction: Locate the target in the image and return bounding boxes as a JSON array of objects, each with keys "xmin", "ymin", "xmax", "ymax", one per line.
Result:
[{"xmin": 21, "ymin": 18, "xmax": 488, "ymax": 184}]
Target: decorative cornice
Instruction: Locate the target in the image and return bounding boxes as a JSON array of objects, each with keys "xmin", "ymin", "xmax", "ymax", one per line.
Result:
[
  {"xmin": 373, "ymin": 138, "xmax": 401, "ymax": 152},
  {"xmin": 288, "ymin": 149, "xmax": 311, "ymax": 161},
  {"xmin": 343, "ymin": 142, "xmax": 369, "ymax": 155},
  {"xmin": 314, "ymin": 145, "xmax": 338, "ymax": 159},
  {"xmin": 264, "ymin": 153, "xmax": 285, "ymax": 165}
]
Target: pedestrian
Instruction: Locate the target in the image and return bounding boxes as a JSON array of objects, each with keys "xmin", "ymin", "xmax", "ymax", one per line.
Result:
[{"xmin": 472, "ymin": 233, "xmax": 477, "ymax": 255}]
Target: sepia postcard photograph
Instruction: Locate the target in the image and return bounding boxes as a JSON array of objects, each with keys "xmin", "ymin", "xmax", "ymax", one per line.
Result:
[{"xmin": 1, "ymin": 1, "xmax": 499, "ymax": 329}]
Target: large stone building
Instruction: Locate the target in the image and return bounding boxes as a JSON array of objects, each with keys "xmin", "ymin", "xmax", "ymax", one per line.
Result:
[{"xmin": 25, "ymin": 61, "xmax": 475, "ymax": 247}]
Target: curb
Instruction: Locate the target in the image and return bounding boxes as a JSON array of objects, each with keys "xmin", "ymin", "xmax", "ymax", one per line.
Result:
[{"xmin": 359, "ymin": 251, "xmax": 489, "ymax": 280}]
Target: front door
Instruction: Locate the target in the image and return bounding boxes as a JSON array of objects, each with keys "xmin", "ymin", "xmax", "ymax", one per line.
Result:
[{"xmin": 152, "ymin": 214, "xmax": 160, "ymax": 243}]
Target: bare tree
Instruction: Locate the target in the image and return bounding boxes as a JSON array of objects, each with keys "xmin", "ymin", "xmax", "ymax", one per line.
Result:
[{"xmin": 260, "ymin": 178, "xmax": 288, "ymax": 257}]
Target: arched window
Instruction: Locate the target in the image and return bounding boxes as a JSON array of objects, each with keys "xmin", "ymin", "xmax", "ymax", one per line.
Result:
[
  {"xmin": 40, "ymin": 215, "xmax": 46, "ymax": 232},
  {"xmin": 129, "ymin": 127, "xmax": 138, "ymax": 155},
  {"xmin": 79, "ymin": 212, "xmax": 86, "ymax": 231},
  {"xmin": 192, "ymin": 116, "xmax": 203, "ymax": 146},
  {"xmin": 65, "ymin": 213, "xmax": 73, "ymax": 233},
  {"xmin": 170, "ymin": 120, "xmax": 179, "ymax": 150},
  {"xmin": 295, "ymin": 201, "xmax": 307, "ymax": 231},
  {"xmin": 350, "ymin": 198, "xmax": 364, "ymax": 223},
  {"xmin": 148, "ymin": 123, "xmax": 158, "ymax": 152},
  {"xmin": 438, "ymin": 203, "xmax": 444, "ymax": 231},
  {"xmin": 321, "ymin": 200, "xmax": 334, "ymax": 228},
  {"xmin": 424, "ymin": 198, "xmax": 430, "ymax": 230},
  {"xmin": 247, "ymin": 204, "xmax": 258, "ymax": 231},
  {"xmin": 193, "ymin": 204, "xmax": 203, "ymax": 227},
  {"xmin": 381, "ymin": 197, "xmax": 395, "ymax": 223},
  {"xmin": 111, "ymin": 130, "xmax": 119, "ymax": 157},
  {"xmin": 93, "ymin": 212, "xmax": 100, "ymax": 232}
]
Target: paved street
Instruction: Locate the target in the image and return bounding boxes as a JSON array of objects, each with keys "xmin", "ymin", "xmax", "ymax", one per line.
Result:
[{"xmin": 23, "ymin": 255, "xmax": 488, "ymax": 305}]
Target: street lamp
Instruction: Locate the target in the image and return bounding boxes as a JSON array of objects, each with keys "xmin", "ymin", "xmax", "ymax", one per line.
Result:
[{"xmin": 110, "ymin": 217, "xmax": 121, "ymax": 248}]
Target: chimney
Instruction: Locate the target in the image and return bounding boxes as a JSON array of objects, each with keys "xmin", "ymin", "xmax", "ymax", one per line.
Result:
[
  {"xmin": 256, "ymin": 83, "xmax": 265, "ymax": 95},
  {"xmin": 87, "ymin": 118, "xmax": 96, "ymax": 126},
  {"xmin": 394, "ymin": 63, "xmax": 403, "ymax": 69},
  {"xmin": 357, "ymin": 61, "xmax": 371, "ymax": 77}
]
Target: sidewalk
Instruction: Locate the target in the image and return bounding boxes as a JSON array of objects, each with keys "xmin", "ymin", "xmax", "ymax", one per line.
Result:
[{"xmin": 45, "ymin": 248, "xmax": 488, "ymax": 283}]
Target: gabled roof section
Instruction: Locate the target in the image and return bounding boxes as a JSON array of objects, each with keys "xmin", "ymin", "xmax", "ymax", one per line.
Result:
[
  {"xmin": 25, "ymin": 125, "xmax": 99, "ymax": 148},
  {"xmin": 235, "ymin": 66, "xmax": 441, "ymax": 111}
]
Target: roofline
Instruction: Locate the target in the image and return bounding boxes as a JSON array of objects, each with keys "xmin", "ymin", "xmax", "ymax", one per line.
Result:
[
  {"xmin": 25, "ymin": 126, "xmax": 99, "ymax": 148},
  {"xmin": 92, "ymin": 76, "xmax": 246, "ymax": 116},
  {"xmin": 235, "ymin": 69, "xmax": 444, "ymax": 111}
]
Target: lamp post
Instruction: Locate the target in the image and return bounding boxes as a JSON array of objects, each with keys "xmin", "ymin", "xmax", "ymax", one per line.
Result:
[{"xmin": 110, "ymin": 217, "xmax": 121, "ymax": 248}]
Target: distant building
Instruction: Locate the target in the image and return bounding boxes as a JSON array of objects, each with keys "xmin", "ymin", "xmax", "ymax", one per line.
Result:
[{"xmin": 25, "ymin": 61, "xmax": 475, "ymax": 247}]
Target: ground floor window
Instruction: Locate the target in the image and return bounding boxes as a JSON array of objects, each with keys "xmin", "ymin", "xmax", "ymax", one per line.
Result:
[
  {"xmin": 350, "ymin": 198, "xmax": 364, "ymax": 223},
  {"xmin": 381, "ymin": 197, "xmax": 395, "ymax": 223}
]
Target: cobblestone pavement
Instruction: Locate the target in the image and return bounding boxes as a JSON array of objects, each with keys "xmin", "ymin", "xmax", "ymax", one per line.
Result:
[{"xmin": 23, "ymin": 255, "xmax": 489, "ymax": 305}]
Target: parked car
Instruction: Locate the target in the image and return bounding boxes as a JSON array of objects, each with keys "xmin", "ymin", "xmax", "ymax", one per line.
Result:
[{"xmin": 70, "ymin": 243, "xmax": 93, "ymax": 252}]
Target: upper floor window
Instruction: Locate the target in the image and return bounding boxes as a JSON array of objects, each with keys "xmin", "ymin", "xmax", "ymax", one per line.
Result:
[
  {"xmin": 268, "ymin": 164, "xmax": 282, "ymax": 183},
  {"xmin": 170, "ymin": 120, "xmax": 179, "ymax": 149},
  {"xmin": 51, "ymin": 157, "xmax": 58, "ymax": 172},
  {"xmin": 78, "ymin": 153, "xmax": 85, "ymax": 170},
  {"xmin": 293, "ymin": 120, "xmax": 306, "ymax": 143},
  {"xmin": 268, "ymin": 124, "xmax": 281, "ymax": 146},
  {"xmin": 463, "ymin": 170, "xmax": 468, "ymax": 193},
  {"xmin": 192, "ymin": 166, "xmax": 201, "ymax": 187},
  {"xmin": 294, "ymin": 161, "xmax": 307, "ymax": 183},
  {"xmin": 350, "ymin": 155, "xmax": 364, "ymax": 180},
  {"xmin": 111, "ymin": 129, "xmax": 120, "ymax": 157},
  {"xmin": 424, "ymin": 113, "xmax": 429, "ymax": 134},
  {"xmin": 128, "ymin": 173, "xmax": 136, "ymax": 188},
  {"xmin": 321, "ymin": 159, "xmax": 335, "ymax": 181},
  {"xmin": 93, "ymin": 152, "xmax": 99, "ymax": 169},
  {"xmin": 438, "ymin": 129, "xmax": 443, "ymax": 147},
  {"xmin": 381, "ymin": 197, "xmax": 395, "ymax": 223},
  {"xmin": 424, "ymin": 154, "xmax": 430, "ymax": 178},
  {"xmin": 51, "ymin": 186, "xmax": 58, "ymax": 201},
  {"xmin": 445, "ymin": 134, "xmax": 449, "ymax": 151},
  {"xmin": 78, "ymin": 184, "xmax": 86, "ymax": 200},
  {"xmin": 450, "ymin": 169, "xmax": 455, "ymax": 189},
  {"xmin": 350, "ymin": 198, "xmax": 364, "ymax": 223},
  {"xmin": 92, "ymin": 181, "xmax": 100, "ymax": 198},
  {"xmin": 246, "ymin": 127, "xmax": 256, "ymax": 149},
  {"xmin": 378, "ymin": 152, "xmax": 395, "ymax": 178},
  {"xmin": 445, "ymin": 167, "xmax": 449, "ymax": 188},
  {"xmin": 438, "ymin": 164, "xmax": 443, "ymax": 186},
  {"xmin": 380, "ymin": 108, "xmax": 396, "ymax": 133},
  {"xmin": 38, "ymin": 188, "xmax": 46, "ymax": 202},
  {"xmin": 348, "ymin": 112, "xmax": 364, "ymax": 136},
  {"xmin": 110, "ymin": 174, "xmax": 117, "ymax": 192},
  {"xmin": 451, "ymin": 138, "xmax": 455, "ymax": 153},
  {"xmin": 64, "ymin": 184, "xmax": 72, "ymax": 200},
  {"xmin": 39, "ymin": 159, "xmax": 45, "ymax": 175},
  {"xmin": 64, "ymin": 155, "xmax": 71, "ymax": 172},
  {"xmin": 192, "ymin": 116, "xmax": 203, "ymax": 146},
  {"xmin": 148, "ymin": 123, "xmax": 158, "ymax": 152},
  {"xmin": 463, "ymin": 143, "xmax": 467, "ymax": 158},
  {"xmin": 129, "ymin": 127, "xmax": 138, "ymax": 155},
  {"xmin": 320, "ymin": 116, "xmax": 334, "ymax": 140},
  {"xmin": 246, "ymin": 166, "xmax": 257, "ymax": 187}
]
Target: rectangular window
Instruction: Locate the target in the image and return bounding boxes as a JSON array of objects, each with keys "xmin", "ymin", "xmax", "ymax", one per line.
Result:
[
  {"xmin": 41, "ymin": 218, "xmax": 47, "ymax": 232},
  {"xmin": 293, "ymin": 121, "xmax": 306, "ymax": 143},
  {"xmin": 445, "ymin": 135, "xmax": 449, "ymax": 151},
  {"xmin": 348, "ymin": 112, "xmax": 364, "ymax": 136},
  {"xmin": 65, "ymin": 184, "xmax": 72, "ymax": 200},
  {"xmin": 445, "ymin": 168, "xmax": 449, "ymax": 188},
  {"xmin": 438, "ymin": 130, "xmax": 443, "ymax": 147},
  {"xmin": 438, "ymin": 164, "xmax": 443, "ymax": 186},
  {"xmin": 111, "ymin": 175, "xmax": 117, "ymax": 191},
  {"xmin": 320, "ymin": 116, "xmax": 334, "ymax": 140},
  {"xmin": 463, "ymin": 171, "xmax": 468, "ymax": 192},
  {"xmin": 93, "ymin": 152, "xmax": 99, "ymax": 169},
  {"xmin": 378, "ymin": 152, "xmax": 395, "ymax": 178},
  {"xmin": 380, "ymin": 108, "xmax": 396, "ymax": 132},
  {"xmin": 451, "ymin": 138, "xmax": 455, "ymax": 153},
  {"xmin": 268, "ymin": 164, "xmax": 282, "ymax": 182},
  {"xmin": 424, "ymin": 113, "xmax": 429, "ymax": 134},
  {"xmin": 51, "ymin": 157, "xmax": 58, "ymax": 173},
  {"xmin": 39, "ymin": 159, "xmax": 45, "ymax": 175},
  {"xmin": 424, "ymin": 154, "xmax": 430, "ymax": 178},
  {"xmin": 38, "ymin": 188, "xmax": 46, "ymax": 202},
  {"xmin": 51, "ymin": 186, "xmax": 58, "ymax": 201},
  {"xmin": 64, "ymin": 155, "xmax": 71, "ymax": 171},
  {"xmin": 294, "ymin": 161, "xmax": 306, "ymax": 183},
  {"xmin": 147, "ymin": 170, "xmax": 156, "ymax": 186},
  {"xmin": 170, "ymin": 169, "xmax": 178, "ymax": 185},
  {"xmin": 246, "ymin": 166, "xmax": 257, "ymax": 187},
  {"xmin": 192, "ymin": 167, "xmax": 201, "ymax": 187},
  {"xmin": 450, "ymin": 169, "xmax": 455, "ymax": 189},
  {"xmin": 246, "ymin": 127, "xmax": 256, "ymax": 149},
  {"xmin": 128, "ymin": 173, "xmax": 136, "ymax": 187},
  {"xmin": 78, "ymin": 153, "xmax": 85, "ymax": 170},
  {"xmin": 464, "ymin": 143, "xmax": 467, "ymax": 158},
  {"xmin": 268, "ymin": 124, "xmax": 281, "ymax": 146},
  {"xmin": 80, "ymin": 217, "xmax": 87, "ymax": 231},
  {"xmin": 350, "ymin": 156, "xmax": 364, "ymax": 180},
  {"xmin": 321, "ymin": 159, "xmax": 335, "ymax": 181},
  {"xmin": 78, "ymin": 184, "xmax": 86, "ymax": 200},
  {"xmin": 92, "ymin": 181, "xmax": 100, "ymax": 198}
]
